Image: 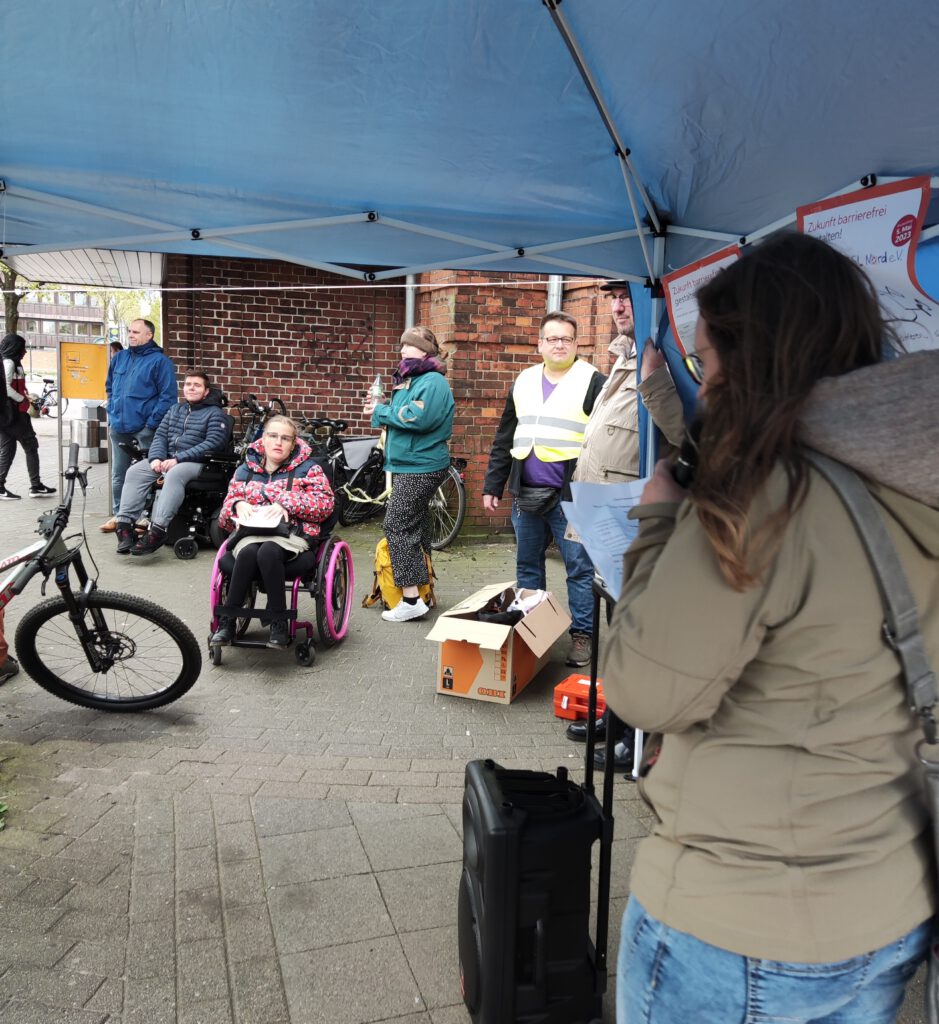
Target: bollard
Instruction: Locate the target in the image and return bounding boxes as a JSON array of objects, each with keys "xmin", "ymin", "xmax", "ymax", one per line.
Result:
[{"xmin": 69, "ymin": 404, "xmax": 108, "ymax": 463}]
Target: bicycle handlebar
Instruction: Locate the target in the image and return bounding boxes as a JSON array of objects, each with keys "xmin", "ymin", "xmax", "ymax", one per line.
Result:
[
  {"xmin": 11, "ymin": 443, "xmax": 81, "ymax": 595},
  {"xmin": 300, "ymin": 417, "xmax": 348, "ymax": 434}
]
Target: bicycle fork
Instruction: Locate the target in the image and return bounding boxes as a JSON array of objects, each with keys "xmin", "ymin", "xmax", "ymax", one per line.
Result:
[{"xmin": 53, "ymin": 558, "xmax": 120, "ymax": 674}]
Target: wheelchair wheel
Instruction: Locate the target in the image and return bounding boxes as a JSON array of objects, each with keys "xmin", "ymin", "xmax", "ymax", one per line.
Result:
[
  {"xmin": 210, "ymin": 644, "xmax": 223, "ymax": 666},
  {"xmin": 295, "ymin": 642, "xmax": 315, "ymax": 667},
  {"xmin": 208, "ymin": 510, "xmax": 227, "ymax": 549},
  {"xmin": 314, "ymin": 538, "xmax": 354, "ymax": 647},
  {"xmin": 174, "ymin": 537, "xmax": 199, "ymax": 560}
]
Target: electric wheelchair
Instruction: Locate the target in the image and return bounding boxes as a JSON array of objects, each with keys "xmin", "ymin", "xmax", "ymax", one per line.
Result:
[{"xmin": 117, "ymin": 405, "xmax": 238, "ymax": 559}]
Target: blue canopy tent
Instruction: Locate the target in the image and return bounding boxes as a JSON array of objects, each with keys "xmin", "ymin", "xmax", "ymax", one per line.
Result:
[{"xmin": 2, "ymin": 0, "xmax": 938, "ymax": 456}]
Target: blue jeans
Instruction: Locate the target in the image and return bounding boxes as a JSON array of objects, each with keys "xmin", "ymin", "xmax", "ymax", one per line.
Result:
[
  {"xmin": 510, "ymin": 498, "xmax": 593, "ymax": 634},
  {"xmin": 617, "ymin": 897, "xmax": 930, "ymax": 1024},
  {"xmin": 109, "ymin": 427, "xmax": 155, "ymax": 514}
]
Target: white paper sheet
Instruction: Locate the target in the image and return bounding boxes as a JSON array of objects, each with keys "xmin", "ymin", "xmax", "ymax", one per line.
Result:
[{"xmin": 561, "ymin": 477, "xmax": 648, "ymax": 600}]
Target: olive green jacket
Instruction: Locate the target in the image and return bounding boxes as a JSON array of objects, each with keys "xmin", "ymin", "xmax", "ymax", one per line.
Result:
[{"xmin": 603, "ymin": 351, "xmax": 939, "ymax": 962}]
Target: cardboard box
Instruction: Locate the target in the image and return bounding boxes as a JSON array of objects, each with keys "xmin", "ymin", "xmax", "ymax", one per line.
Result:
[{"xmin": 426, "ymin": 582, "xmax": 571, "ymax": 704}]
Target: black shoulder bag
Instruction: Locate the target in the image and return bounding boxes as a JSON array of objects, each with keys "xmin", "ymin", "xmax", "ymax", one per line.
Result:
[{"xmin": 805, "ymin": 450, "xmax": 939, "ymax": 1021}]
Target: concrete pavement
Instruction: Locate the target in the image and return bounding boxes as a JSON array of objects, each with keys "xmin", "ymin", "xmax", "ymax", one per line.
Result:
[
  {"xmin": 0, "ymin": 418, "xmax": 925, "ymax": 1023},
  {"xmin": 0, "ymin": 419, "xmax": 653, "ymax": 1024}
]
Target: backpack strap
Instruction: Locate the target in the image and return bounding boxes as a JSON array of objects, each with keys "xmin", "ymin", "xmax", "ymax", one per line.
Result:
[{"xmin": 804, "ymin": 449, "xmax": 938, "ymax": 742}]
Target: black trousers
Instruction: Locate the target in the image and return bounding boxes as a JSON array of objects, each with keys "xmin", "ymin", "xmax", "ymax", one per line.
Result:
[
  {"xmin": 0, "ymin": 411, "xmax": 41, "ymax": 489},
  {"xmin": 226, "ymin": 542, "xmax": 291, "ymax": 619}
]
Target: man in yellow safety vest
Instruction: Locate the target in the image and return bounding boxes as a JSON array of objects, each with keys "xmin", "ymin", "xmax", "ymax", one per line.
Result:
[{"xmin": 482, "ymin": 310, "xmax": 604, "ymax": 668}]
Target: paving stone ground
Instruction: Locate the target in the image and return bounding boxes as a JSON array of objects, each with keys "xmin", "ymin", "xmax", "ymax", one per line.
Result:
[{"xmin": 0, "ymin": 420, "xmax": 925, "ymax": 1023}]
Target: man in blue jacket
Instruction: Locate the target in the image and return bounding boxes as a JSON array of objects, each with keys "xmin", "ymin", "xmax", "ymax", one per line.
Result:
[
  {"xmin": 114, "ymin": 370, "xmax": 230, "ymax": 556},
  {"xmin": 102, "ymin": 319, "xmax": 177, "ymax": 530}
]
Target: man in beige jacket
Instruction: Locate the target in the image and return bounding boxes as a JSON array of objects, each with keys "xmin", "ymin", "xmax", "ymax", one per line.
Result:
[{"xmin": 565, "ymin": 282, "xmax": 686, "ymax": 768}]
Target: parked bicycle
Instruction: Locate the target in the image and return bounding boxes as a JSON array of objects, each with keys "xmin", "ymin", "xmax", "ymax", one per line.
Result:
[
  {"xmin": 27, "ymin": 377, "xmax": 68, "ymax": 416},
  {"xmin": 233, "ymin": 394, "xmax": 288, "ymax": 460},
  {"xmin": 2, "ymin": 443, "xmax": 202, "ymax": 711},
  {"xmin": 299, "ymin": 417, "xmax": 466, "ymax": 549}
]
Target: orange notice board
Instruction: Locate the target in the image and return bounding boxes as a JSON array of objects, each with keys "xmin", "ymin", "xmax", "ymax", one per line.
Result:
[{"xmin": 60, "ymin": 342, "xmax": 108, "ymax": 401}]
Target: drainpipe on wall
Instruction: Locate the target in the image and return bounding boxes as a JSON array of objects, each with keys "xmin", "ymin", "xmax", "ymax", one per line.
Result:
[
  {"xmin": 546, "ymin": 274, "xmax": 563, "ymax": 312},
  {"xmin": 404, "ymin": 274, "xmax": 416, "ymax": 329}
]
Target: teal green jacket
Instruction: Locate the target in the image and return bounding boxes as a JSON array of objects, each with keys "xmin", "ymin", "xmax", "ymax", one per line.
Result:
[{"xmin": 371, "ymin": 369, "xmax": 455, "ymax": 473}]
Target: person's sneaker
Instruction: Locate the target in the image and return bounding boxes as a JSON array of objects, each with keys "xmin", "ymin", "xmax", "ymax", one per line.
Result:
[
  {"xmin": 115, "ymin": 523, "xmax": 136, "ymax": 555},
  {"xmin": 210, "ymin": 618, "xmax": 236, "ymax": 646},
  {"xmin": 99, "ymin": 516, "xmax": 118, "ymax": 533},
  {"xmin": 0, "ymin": 486, "xmax": 21, "ymax": 500},
  {"xmin": 0, "ymin": 656, "xmax": 20, "ymax": 684},
  {"xmin": 267, "ymin": 621, "xmax": 290, "ymax": 648},
  {"xmin": 131, "ymin": 526, "xmax": 167, "ymax": 556},
  {"xmin": 28, "ymin": 483, "xmax": 56, "ymax": 498},
  {"xmin": 566, "ymin": 631, "xmax": 592, "ymax": 667},
  {"xmin": 594, "ymin": 740, "xmax": 635, "ymax": 771},
  {"xmin": 382, "ymin": 598, "xmax": 429, "ymax": 622}
]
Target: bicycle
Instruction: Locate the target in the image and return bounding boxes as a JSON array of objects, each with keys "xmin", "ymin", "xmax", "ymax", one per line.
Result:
[
  {"xmin": 299, "ymin": 417, "xmax": 467, "ymax": 549},
  {"xmin": 28, "ymin": 377, "xmax": 68, "ymax": 416},
  {"xmin": 233, "ymin": 394, "xmax": 287, "ymax": 460},
  {"xmin": 1, "ymin": 442, "xmax": 202, "ymax": 711}
]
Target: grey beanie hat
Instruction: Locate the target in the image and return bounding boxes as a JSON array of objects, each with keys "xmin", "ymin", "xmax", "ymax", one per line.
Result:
[{"xmin": 400, "ymin": 327, "xmax": 439, "ymax": 357}]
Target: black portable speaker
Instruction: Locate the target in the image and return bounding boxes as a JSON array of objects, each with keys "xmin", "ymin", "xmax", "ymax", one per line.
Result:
[{"xmin": 458, "ymin": 758, "xmax": 603, "ymax": 1024}]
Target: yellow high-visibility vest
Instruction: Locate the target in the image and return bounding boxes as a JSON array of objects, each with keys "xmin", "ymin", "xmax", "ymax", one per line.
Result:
[{"xmin": 510, "ymin": 359, "xmax": 595, "ymax": 462}]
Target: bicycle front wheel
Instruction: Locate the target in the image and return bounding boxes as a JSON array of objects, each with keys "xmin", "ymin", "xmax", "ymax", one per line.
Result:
[
  {"xmin": 428, "ymin": 465, "xmax": 466, "ymax": 550},
  {"xmin": 15, "ymin": 590, "xmax": 202, "ymax": 711}
]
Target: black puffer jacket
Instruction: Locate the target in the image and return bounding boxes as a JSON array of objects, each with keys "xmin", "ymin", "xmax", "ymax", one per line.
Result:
[{"xmin": 148, "ymin": 390, "xmax": 230, "ymax": 463}]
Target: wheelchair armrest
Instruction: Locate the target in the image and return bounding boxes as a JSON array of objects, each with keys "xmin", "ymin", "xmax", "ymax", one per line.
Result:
[{"xmin": 118, "ymin": 441, "xmax": 147, "ymax": 460}]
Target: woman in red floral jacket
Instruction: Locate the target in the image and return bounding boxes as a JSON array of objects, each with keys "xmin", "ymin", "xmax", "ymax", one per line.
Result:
[{"xmin": 212, "ymin": 416, "xmax": 334, "ymax": 648}]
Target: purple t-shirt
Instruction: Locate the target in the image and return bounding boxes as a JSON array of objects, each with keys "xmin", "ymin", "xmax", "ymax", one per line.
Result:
[{"xmin": 520, "ymin": 374, "xmax": 566, "ymax": 488}]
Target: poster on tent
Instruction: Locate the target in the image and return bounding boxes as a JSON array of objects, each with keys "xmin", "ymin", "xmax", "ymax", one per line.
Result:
[
  {"xmin": 662, "ymin": 244, "xmax": 741, "ymax": 355},
  {"xmin": 798, "ymin": 176, "xmax": 939, "ymax": 352}
]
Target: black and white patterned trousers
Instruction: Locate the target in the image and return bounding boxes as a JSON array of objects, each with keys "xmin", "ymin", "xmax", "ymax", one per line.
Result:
[{"xmin": 383, "ymin": 468, "xmax": 448, "ymax": 588}]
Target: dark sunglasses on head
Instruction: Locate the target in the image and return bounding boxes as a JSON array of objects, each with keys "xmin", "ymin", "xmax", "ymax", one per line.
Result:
[{"xmin": 683, "ymin": 352, "xmax": 704, "ymax": 385}]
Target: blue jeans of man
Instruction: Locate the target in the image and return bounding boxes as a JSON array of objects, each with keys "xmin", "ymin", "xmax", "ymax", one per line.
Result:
[
  {"xmin": 511, "ymin": 498, "xmax": 593, "ymax": 635},
  {"xmin": 109, "ymin": 427, "xmax": 155, "ymax": 515},
  {"xmin": 617, "ymin": 897, "xmax": 930, "ymax": 1024}
]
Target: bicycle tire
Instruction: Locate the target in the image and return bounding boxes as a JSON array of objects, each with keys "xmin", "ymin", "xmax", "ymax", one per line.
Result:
[
  {"xmin": 337, "ymin": 463, "xmax": 386, "ymax": 526},
  {"xmin": 14, "ymin": 590, "xmax": 202, "ymax": 712},
  {"xmin": 428, "ymin": 465, "xmax": 466, "ymax": 550}
]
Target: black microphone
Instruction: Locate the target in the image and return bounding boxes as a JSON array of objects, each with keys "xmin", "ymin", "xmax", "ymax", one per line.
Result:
[{"xmin": 671, "ymin": 419, "xmax": 702, "ymax": 487}]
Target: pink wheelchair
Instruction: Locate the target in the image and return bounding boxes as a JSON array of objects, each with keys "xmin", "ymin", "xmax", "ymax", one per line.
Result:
[{"xmin": 208, "ymin": 532, "xmax": 354, "ymax": 667}]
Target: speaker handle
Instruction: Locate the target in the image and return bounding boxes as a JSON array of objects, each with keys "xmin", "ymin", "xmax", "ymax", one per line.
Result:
[{"xmin": 533, "ymin": 917, "xmax": 548, "ymax": 991}]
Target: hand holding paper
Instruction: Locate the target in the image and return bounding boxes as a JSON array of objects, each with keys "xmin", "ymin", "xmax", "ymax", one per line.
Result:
[{"xmin": 561, "ymin": 478, "xmax": 648, "ymax": 600}]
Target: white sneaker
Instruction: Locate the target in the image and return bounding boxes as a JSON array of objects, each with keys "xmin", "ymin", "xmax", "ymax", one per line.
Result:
[{"xmin": 382, "ymin": 598, "xmax": 430, "ymax": 622}]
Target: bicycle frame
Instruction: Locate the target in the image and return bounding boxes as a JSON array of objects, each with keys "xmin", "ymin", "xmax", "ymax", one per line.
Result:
[{"xmin": 2, "ymin": 446, "xmax": 125, "ymax": 674}]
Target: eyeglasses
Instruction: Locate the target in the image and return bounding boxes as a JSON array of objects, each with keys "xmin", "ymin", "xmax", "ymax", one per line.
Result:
[
  {"xmin": 542, "ymin": 336, "xmax": 576, "ymax": 346},
  {"xmin": 683, "ymin": 353, "xmax": 704, "ymax": 385},
  {"xmin": 263, "ymin": 432, "xmax": 296, "ymax": 443}
]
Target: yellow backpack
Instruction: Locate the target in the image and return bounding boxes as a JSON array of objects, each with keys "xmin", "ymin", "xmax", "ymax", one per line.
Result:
[{"xmin": 362, "ymin": 537, "xmax": 436, "ymax": 610}]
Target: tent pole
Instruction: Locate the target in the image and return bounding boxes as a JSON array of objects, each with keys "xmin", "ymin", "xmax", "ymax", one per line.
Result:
[
  {"xmin": 642, "ymin": 232, "xmax": 668, "ymax": 476},
  {"xmin": 547, "ymin": 275, "xmax": 563, "ymax": 311}
]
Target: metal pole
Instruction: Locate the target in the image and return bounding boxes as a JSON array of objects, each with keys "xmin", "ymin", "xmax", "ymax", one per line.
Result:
[
  {"xmin": 56, "ymin": 339, "xmax": 63, "ymax": 496},
  {"xmin": 404, "ymin": 274, "xmax": 416, "ymax": 328},
  {"xmin": 546, "ymin": 274, "xmax": 563, "ymax": 311},
  {"xmin": 641, "ymin": 234, "xmax": 667, "ymax": 476}
]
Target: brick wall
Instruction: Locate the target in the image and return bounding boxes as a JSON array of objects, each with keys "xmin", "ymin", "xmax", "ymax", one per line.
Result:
[
  {"xmin": 162, "ymin": 255, "xmax": 405, "ymax": 433},
  {"xmin": 162, "ymin": 257, "xmax": 621, "ymax": 535}
]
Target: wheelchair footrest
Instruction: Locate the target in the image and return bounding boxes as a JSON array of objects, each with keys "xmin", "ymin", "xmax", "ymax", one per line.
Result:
[{"xmin": 213, "ymin": 605, "xmax": 297, "ymax": 623}]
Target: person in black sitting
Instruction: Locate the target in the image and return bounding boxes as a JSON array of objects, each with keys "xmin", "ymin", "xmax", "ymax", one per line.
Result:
[{"xmin": 115, "ymin": 370, "xmax": 230, "ymax": 556}]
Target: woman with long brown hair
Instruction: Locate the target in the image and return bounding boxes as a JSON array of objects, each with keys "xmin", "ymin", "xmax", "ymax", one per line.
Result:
[{"xmin": 604, "ymin": 232, "xmax": 939, "ymax": 1023}]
